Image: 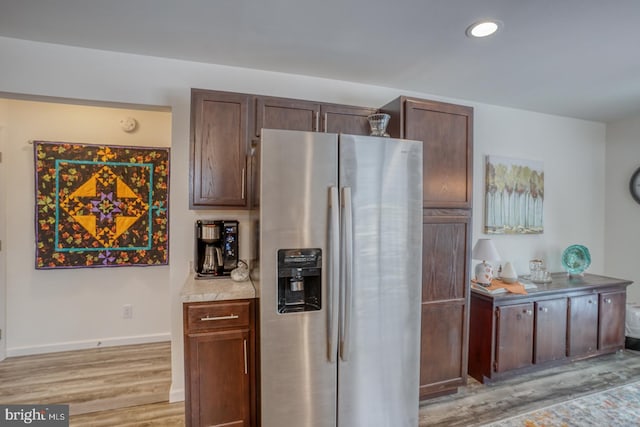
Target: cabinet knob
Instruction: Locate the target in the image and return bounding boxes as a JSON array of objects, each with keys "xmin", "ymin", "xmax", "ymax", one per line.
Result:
[
  {"xmin": 540, "ymin": 307, "xmax": 549, "ymax": 313},
  {"xmin": 524, "ymin": 309, "xmax": 533, "ymax": 315},
  {"xmin": 605, "ymin": 298, "xmax": 612, "ymax": 304},
  {"xmin": 588, "ymin": 300, "xmax": 593, "ymax": 304}
]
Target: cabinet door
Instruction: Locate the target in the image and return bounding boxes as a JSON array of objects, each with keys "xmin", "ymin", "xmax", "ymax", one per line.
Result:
[
  {"xmin": 420, "ymin": 301, "xmax": 466, "ymax": 397},
  {"xmin": 495, "ymin": 303, "xmax": 534, "ymax": 372},
  {"xmin": 191, "ymin": 90, "xmax": 249, "ymax": 208},
  {"xmin": 599, "ymin": 290, "xmax": 626, "ymax": 351},
  {"xmin": 404, "ymin": 99, "xmax": 473, "ymax": 208},
  {"xmin": 320, "ymin": 104, "xmax": 376, "ymax": 135},
  {"xmin": 187, "ymin": 329, "xmax": 251, "ymax": 427},
  {"xmin": 255, "ymin": 97, "xmax": 320, "ymax": 136},
  {"xmin": 534, "ymin": 298, "xmax": 568, "ymax": 363},
  {"xmin": 421, "ymin": 212, "xmax": 470, "ymax": 302},
  {"xmin": 568, "ymin": 294, "xmax": 599, "ymax": 356},
  {"xmin": 420, "ymin": 211, "xmax": 470, "ymax": 398}
]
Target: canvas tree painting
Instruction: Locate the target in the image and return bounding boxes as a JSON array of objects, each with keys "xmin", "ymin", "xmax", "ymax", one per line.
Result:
[{"xmin": 484, "ymin": 155, "xmax": 544, "ymax": 234}]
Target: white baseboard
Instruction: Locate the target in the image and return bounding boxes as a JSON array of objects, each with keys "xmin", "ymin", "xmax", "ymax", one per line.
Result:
[
  {"xmin": 169, "ymin": 386, "xmax": 185, "ymax": 403},
  {"xmin": 6, "ymin": 332, "xmax": 171, "ymax": 357}
]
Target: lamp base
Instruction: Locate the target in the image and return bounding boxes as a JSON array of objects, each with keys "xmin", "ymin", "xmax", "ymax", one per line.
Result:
[{"xmin": 475, "ymin": 261, "xmax": 494, "ymax": 286}]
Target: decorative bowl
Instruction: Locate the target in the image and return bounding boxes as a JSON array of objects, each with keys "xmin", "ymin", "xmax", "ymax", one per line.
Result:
[
  {"xmin": 367, "ymin": 113, "xmax": 390, "ymax": 137},
  {"xmin": 561, "ymin": 244, "xmax": 591, "ymax": 275}
]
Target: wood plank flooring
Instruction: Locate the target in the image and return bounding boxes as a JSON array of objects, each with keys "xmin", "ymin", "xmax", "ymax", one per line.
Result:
[
  {"xmin": 0, "ymin": 342, "xmax": 173, "ymax": 417},
  {"xmin": 419, "ymin": 349, "xmax": 640, "ymax": 426},
  {"xmin": 1, "ymin": 342, "xmax": 639, "ymax": 426}
]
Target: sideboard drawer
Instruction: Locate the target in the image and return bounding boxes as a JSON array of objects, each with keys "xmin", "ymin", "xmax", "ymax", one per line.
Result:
[{"xmin": 185, "ymin": 300, "xmax": 251, "ymax": 333}]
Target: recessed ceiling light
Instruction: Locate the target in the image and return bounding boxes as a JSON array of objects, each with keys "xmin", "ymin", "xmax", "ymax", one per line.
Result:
[{"xmin": 466, "ymin": 20, "xmax": 502, "ymax": 38}]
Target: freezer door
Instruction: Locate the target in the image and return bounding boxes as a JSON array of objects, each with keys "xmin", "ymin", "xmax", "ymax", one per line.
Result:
[
  {"xmin": 259, "ymin": 129, "xmax": 339, "ymax": 427},
  {"xmin": 338, "ymin": 134, "xmax": 423, "ymax": 427}
]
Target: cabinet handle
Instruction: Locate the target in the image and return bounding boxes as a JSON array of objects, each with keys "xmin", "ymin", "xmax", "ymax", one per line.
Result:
[
  {"xmin": 200, "ymin": 314, "xmax": 239, "ymax": 321},
  {"xmin": 241, "ymin": 168, "xmax": 246, "ymax": 200},
  {"xmin": 605, "ymin": 298, "xmax": 612, "ymax": 304},
  {"xmin": 323, "ymin": 113, "xmax": 328, "ymax": 132},
  {"xmin": 243, "ymin": 339, "xmax": 248, "ymax": 375}
]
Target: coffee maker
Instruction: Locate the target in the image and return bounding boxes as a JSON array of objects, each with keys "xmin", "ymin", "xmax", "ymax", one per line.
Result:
[{"xmin": 195, "ymin": 220, "xmax": 239, "ymax": 278}]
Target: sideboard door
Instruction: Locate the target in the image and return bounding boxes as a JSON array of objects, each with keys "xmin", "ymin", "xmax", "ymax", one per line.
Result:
[{"xmin": 495, "ymin": 303, "xmax": 534, "ymax": 372}]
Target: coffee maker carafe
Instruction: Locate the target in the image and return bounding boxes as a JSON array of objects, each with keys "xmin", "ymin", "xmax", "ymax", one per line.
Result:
[{"xmin": 195, "ymin": 220, "xmax": 239, "ymax": 278}]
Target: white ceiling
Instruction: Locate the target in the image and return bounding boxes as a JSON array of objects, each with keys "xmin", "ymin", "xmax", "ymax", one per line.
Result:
[{"xmin": 1, "ymin": 0, "xmax": 639, "ymax": 123}]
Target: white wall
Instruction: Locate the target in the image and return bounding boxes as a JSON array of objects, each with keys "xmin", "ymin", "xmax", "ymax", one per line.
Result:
[
  {"xmin": 0, "ymin": 36, "xmax": 608, "ymax": 402},
  {"xmin": 473, "ymin": 105, "xmax": 607, "ymax": 277},
  {"xmin": 2, "ymin": 99, "xmax": 172, "ymax": 355},
  {"xmin": 605, "ymin": 116, "xmax": 640, "ymax": 303}
]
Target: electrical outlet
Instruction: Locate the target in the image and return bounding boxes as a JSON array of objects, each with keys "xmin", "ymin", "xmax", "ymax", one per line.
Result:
[{"xmin": 123, "ymin": 304, "xmax": 133, "ymax": 319}]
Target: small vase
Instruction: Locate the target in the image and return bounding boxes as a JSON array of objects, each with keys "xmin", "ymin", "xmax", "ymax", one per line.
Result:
[
  {"xmin": 501, "ymin": 262, "xmax": 518, "ymax": 283},
  {"xmin": 367, "ymin": 113, "xmax": 390, "ymax": 137}
]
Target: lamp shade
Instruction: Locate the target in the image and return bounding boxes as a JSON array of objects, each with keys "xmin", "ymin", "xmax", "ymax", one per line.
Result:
[
  {"xmin": 472, "ymin": 238, "xmax": 501, "ymax": 262},
  {"xmin": 472, "ymin": 239, "xmax": 501, "ymax": 285}
]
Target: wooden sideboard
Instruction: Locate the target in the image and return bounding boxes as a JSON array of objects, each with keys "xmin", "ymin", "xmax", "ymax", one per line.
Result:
[{"xmin": 468, "ymin": 273, "xmax": 631, "ymax": 383}]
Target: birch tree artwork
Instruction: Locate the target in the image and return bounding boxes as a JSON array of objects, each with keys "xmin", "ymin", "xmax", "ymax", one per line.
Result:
[{"xmin": 484, "ymin": 155, "xmax": 544, "ymax": 234}]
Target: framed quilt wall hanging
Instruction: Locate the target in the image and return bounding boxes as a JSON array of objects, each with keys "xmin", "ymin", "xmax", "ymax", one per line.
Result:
[{"xmin": 34, "ymin": 141, "xmax": 170, "ymax": 269}]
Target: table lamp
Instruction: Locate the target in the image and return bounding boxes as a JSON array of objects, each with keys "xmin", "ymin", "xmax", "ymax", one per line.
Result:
[{"xmin": 472, "ymin": 238, "xmax": 501, "ymax": 286}]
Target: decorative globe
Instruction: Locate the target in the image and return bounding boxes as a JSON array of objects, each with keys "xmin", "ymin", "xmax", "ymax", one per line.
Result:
[{"xmin": 561, "ymin": 244, "xmax": 591, "ymax": 275}]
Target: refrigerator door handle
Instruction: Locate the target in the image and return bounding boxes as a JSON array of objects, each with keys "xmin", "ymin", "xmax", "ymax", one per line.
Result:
[
  {"xmin": 328, "ymin": 186, "xmax": 340, "ymax": 362},
  {"xmin": 340, "ymin": 186, "xmax": 353, "ymax": 361}
]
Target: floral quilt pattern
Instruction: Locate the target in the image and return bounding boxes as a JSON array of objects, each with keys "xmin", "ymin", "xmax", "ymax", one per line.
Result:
[{"xmin": 34, "ymin": 141, "xmax": 169, "ymax": 269}]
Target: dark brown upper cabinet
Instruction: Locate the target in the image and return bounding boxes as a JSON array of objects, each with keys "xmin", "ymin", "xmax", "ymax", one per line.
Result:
[
  {"xmin": 190, "ymin": 89, "xmax": 249, "ymax": 209},
  {"xmin": 255, "ymin": 97, "xmax": 321, "ymax": 136},
  {"xmin": 320, "ymin": 104, "xmax": 376, "ymax": 135},
  {"xmin": 190, "ymin": 89, "xmax": 378, "ymax": 209},
  {"xmin": 381, "ymin": 97, "xmax": 473, "ymax": 208}
]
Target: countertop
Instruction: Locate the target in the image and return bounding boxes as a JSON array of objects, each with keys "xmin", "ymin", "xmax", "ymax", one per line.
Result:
[
  {"xmin": 181, "ymin": 273, "xmax": 257, "ymax": 303},
  {"xmin": 471, "ymin": 272, "xmax": 632, "ymax": 302}
]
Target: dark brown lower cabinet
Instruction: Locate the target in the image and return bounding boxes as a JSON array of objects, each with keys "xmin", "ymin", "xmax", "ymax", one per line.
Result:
[
  {"xmin": 184, "ymin": 299, "xmax": 256, "ymax": 427},
  {"xmin": 469, "ymin": 273, "xmax": 631, "ymax": 383},
  {"xmin": 534, "ymin": 298, "xmax": 568, "ymax": 364},
  {"xmin": 420, "ymin": 301, "xmax": 466, "ymax": 397},
  {"xmin": 599, "ymin": 290, "xmax": 627, "ymax": 351},
  {"xmin": 187, "ymin": 330, "xmax": 250, "ymax": 427},
  {"xmin": 420, "ymin": 210, "xmax": 471, "ymax": 399},
  {"xmin": 568, "ymin": 294, "xmax": 599, "ymax": 357},
  {"xmin": 495, "ymin": 303, "xmax": 534, "ymax": 372}
]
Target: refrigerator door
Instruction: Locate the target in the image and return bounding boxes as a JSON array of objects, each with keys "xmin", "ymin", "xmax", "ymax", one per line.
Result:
[
  {"xmin": 259, "ymin": 129, "xmax": 339, "ymax": 427},
  {"xmin": 337, "ymin": 134, "xmax": 423, "ymax": 427}
]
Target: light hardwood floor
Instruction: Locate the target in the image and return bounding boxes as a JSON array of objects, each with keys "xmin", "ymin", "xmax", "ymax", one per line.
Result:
[
  {"xmin": 1, "ymin": 342, "xmax": 639, "ymax": 426},
  {"xmin": 0, "ymin": 341, "xmax": 182, "ymax": 426}
]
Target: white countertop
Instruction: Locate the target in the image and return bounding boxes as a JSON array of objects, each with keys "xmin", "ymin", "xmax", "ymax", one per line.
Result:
[{"xmin": 181, "ymin": 273, "xmax": 256, "ymax": 302}]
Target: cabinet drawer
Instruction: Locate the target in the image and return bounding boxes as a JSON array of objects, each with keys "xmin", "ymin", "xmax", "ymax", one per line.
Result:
[{"xmin": 185, "ymin": 301, "xmax": 251, "ymax": 333}]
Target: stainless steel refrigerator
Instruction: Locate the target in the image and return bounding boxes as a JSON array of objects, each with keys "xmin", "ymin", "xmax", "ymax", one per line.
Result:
[{"xmin": 255, "ymin": 129, "xmax": 423, "ymax": 427}]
